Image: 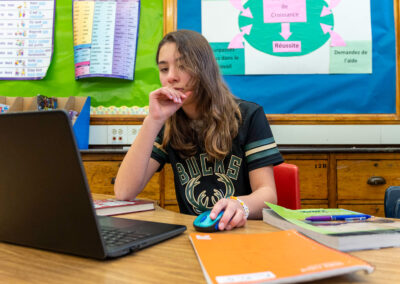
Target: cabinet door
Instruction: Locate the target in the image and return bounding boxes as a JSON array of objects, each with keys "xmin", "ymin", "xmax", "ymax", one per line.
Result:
[
  {"xmin": 284, "ymin": 159, "xmax": 328, "ymax": 200},
  {"xmin": 83, "ymin": 161, "xmax": 120, "ymax": 195},
  {"xmin": 83, "ymin": 161, "xmax": 161, "ymax": 201},
  {"xmin": 337, "ymin": 160, "xmax": 400, "ymax": 201},
  {"xmin": 338, "ymin": 204, "xmax": 385, "ymax": 217},
  {"xmin": 140, "ymin": 174, "xmax": 161, "ymax": 201},
  {"xmin": 164, "ymin": 164, "xmax": 177, "ymax": 204}
]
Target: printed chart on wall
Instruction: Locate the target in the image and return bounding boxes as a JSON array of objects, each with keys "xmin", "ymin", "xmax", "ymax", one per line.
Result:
[
  {"xmin": 73, "ymin": 0, "xmax": 140, "ymax": 80},
  {"xmin": 0, "ymin": 0, "xmax": 55, "ymax": 80},
  {"xmin": 202, "ymin": 0, "xmax": 372, "ymax": 75}
]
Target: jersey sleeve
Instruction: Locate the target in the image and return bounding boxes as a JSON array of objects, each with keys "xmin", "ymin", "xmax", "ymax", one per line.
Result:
[
  {"xmin": 150, "ymin": 129, "xmax": 169, "ymax": 172},
  {"xmin": 243, "ymin": 106, "xmax": 284, "ymax": 171}
]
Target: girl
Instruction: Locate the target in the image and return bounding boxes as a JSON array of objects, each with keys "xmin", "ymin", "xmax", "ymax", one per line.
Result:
[{"xmin": 114, "ymin": 30, "xmax": 283, "ymax": 231}]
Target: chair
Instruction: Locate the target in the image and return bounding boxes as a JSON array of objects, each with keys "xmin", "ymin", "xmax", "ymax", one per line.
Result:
[
  {"xmin": 273, "ymin": 163, "xmax": 301, "ymax": 209},
  {"xmin": 384, "ymin": 186, "xmax": 400, "ymax": 218}
]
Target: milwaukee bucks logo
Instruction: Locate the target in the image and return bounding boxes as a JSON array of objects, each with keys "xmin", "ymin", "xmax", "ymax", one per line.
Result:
[
  {"xmin": 185, "ymin": 173, "xmax": 235, "ymax": 214},
  {"xmin": 177, "ymin": 154, "xmax": 242, "ymax": 214}
]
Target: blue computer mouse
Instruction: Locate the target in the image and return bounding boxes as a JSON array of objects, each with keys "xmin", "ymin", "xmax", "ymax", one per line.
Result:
[{"xmin": 193, "ymin": 210, "xmax": 224, "ymax": 232}]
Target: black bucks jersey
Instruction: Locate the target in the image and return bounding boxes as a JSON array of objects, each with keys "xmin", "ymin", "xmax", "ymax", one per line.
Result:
[{"xmin": 151, "ymin": 100, "xmax": 284, "ymax": 215}]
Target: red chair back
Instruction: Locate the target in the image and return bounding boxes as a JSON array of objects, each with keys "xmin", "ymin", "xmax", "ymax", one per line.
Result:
[{"xmin": 273, "ymin": 163, "xmax": 301, "ymax": 209}]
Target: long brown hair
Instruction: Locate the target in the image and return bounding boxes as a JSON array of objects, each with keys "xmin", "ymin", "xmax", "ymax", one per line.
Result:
[{"xmin": 156, "ymin": 30, "xmax": 241, "ymax": 161}]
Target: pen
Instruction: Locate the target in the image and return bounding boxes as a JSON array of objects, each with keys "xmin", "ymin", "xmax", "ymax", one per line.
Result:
[{"xmin": 305, "ymin": 214, "xmax": 372, "ymax": 221}]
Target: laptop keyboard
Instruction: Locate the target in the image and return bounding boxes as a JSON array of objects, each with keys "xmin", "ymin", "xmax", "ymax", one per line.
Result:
[{"xmin": 100, "ymin": 227, "xmax": 151, "ymax": 247}]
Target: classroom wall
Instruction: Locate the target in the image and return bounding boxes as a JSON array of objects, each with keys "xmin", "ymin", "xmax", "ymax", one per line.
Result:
[
  {"xmin": 271, "ymin": 125, "xmax": 400, "ymax": 145},
  {"xmin": 88, "ymin": 124, "xmax": 400, "ymax": 145}
]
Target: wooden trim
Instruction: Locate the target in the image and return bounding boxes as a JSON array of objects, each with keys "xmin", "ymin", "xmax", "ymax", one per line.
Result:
[
  {"xmin": 90, "ymin": 113, "xmax": 400, "ymax": 125},
  {"xmin": 337, "ymin": 200, "xmax": 385, "ymax": 205},
  {"xmin": 283, "ymin": 154, "xmax": 328, "ymax": 160},
  {"xmin": 267, "ymin": 114, "xmax": 400, "ymax": 125},
  {"xmin": 301, "ymin": 200, "xmax": 329, "ymax": 204},
  {"xmin": 81, "ymin": 153, "xmax": 125, "ymax": 161},
  {"xmin": 163, "ymin": 0, "xmax": 176, "ymax": 35},
  {"xmin": 335, "ymin": 152, "xmax": 400, "ymax": 160},
  {"xmin": 396, "ymin": 0, "xmax": 400, "ymax": 119},
  {"xmin": 90, "ymin": 115, "xmax": 145, "ymax": 125}
]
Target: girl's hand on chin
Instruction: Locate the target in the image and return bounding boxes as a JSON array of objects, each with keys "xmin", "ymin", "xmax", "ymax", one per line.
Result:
[{"xmin": 148, "ymin": 87, "xmax": 192, "ymax": 122}]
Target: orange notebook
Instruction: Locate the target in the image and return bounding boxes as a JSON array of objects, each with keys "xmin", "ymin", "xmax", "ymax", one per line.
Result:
[{"xmin": 189, "ymin": 230, "xmax": 373, "ymax": 284}]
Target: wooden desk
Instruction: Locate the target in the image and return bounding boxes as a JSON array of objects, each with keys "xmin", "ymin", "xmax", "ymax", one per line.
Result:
[{"xmin": 1, "ymin": 195, "xmax": 399, "ymax": 283}]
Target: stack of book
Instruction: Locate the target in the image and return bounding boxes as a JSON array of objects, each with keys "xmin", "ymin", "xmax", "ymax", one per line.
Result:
[
  {"xmin": 263, "ymin": 202, "xmax": 400, "ymax": 251},
  {"xmin": 93, "ymin": 198, "xmax": 154, "ymax": 216}
]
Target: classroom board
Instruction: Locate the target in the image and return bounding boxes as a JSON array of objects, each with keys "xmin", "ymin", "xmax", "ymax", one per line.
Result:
[
  {"xmin": 0, "ymin": 0, "xmax": 163, "ymax": 107},
  {"xmin": 177, "ymin": 0, "xmax": 397, "ymax": 115}
]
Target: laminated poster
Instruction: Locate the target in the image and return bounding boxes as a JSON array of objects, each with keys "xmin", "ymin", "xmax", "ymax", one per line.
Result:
[
  {"xmin": 202, "ymin": 0, "xmax": 372, "ymax": 75},
  {"xmin": 73, "ymin": 0, "xmax": 140, "ymax": 80},
  {"xmin": 0, "ymin": 0, "xmax": 55, "ymax": 80}
]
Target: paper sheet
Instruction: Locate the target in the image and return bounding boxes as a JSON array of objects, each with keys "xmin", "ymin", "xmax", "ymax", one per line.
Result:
[
  {"xmin": 0, "ymin": 0, "xmax": 55, "ymax": 80},
  {"xmin": 73, "ymin": 0, "xmax": 140, "ymax": 80},
  {"xmin": 202, "ymin": 0, "xmax": 372, "ymax": 75}
]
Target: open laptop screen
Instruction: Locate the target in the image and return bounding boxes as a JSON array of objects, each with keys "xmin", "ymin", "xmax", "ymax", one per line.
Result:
[{"xmin": 0, "ymin": 110, "xmax": 186, "ymax": 259}]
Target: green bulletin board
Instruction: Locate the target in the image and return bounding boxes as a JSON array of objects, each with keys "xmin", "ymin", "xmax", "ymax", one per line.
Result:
[{"xmin": 0, "ymin": 0, "xmax": 163, "ymax": 107}]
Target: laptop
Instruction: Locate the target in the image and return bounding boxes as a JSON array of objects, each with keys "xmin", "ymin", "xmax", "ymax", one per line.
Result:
[{"xmin": 0, "ymin": 110, "xmax": 186, "ymax": 259}]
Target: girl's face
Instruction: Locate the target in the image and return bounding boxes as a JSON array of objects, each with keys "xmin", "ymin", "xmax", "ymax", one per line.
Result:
[{"xmin": 157, "ymin": 42, "xmax": 193, "ymax": 94}]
